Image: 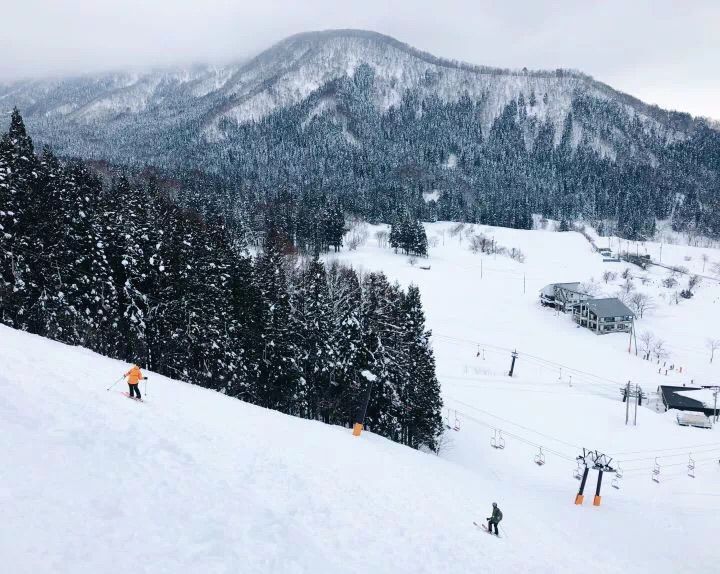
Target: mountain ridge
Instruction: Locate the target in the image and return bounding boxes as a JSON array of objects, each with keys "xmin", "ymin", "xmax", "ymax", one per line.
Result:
[{"xmin": 1, "ymin": 28, "xmax": 718, "ymax": 240}]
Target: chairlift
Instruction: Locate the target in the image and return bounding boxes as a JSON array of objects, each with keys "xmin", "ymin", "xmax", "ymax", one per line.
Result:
[
  {"xmin": 652, "ymin": 458, "xmax": 661, "ymax": 483},
  {"xmin": 611, "ymin": 476, "xmax": 621, "ymax": 490},
  {"xmin": 614, "ymin": 464, "xmax": 623, "ymax": 480},
  {"xmin": 490, "ymin": 429, "xmax": 506, "ymax": 450},
  {"xmin": 573, "ymin": 460, "xmax": 584, "ymax": 480},
  {"xmin": 444, "ymin": 408, "xmax": 453, "ymax": 430},
  {"xmin": 453, "ymin": 411, "xmax": 461, "ymax": 432},
  {"xmin": 688, "ymin": 454, "xmax": 695, "ymax": 479},
  {"xmin": 534, "ymin": 447, "xmax": 546, "ymax": 466}
]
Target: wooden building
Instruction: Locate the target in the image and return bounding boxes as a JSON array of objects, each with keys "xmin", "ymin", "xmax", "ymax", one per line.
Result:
[{"xmin": 572, "ymin": 298, "xmax": 634, "ymax": 334}]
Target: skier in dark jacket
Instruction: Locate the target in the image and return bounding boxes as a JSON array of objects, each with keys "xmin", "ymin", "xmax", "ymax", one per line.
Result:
[{"xmin": 486, "ymin": 502, "xmax": 502, "ymax": 535}]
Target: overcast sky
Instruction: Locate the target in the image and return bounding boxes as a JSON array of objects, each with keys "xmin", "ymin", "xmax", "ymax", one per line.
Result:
[{"xmin": 3, "ymin": 0, "xmax": 718, "ymax": 119}]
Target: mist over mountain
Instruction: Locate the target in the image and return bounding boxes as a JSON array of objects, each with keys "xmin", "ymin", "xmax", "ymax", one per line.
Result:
[{"xmin": 2, "ymin": 29, "xmax": 719, "ymax": 239}]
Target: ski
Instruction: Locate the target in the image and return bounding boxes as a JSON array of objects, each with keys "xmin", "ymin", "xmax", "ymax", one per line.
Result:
[
  {"xmin": 474, "ymin": 522, "xmax": 500, "ymax": 537},
  {"xmin": 121, "ymin": 392, "xmax": 143, "ymax": 402}
]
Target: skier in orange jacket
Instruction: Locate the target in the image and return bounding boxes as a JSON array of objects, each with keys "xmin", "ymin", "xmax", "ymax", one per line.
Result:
[{"xmin": 124, "ymin": 364, "xmax": 147, "ymax": 400}]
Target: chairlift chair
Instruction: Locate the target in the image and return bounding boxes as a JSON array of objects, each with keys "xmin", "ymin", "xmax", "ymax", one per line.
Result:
[
  {"xmin": 490, "ymin": 430, "xmax": 506, "ymax": 450},
  {"xmin": 573, "ymin": 461, "xmax": 584, "ymax": 480},
  {"xmin": 444, "ymin": 408, "xmax": 453, "ymax": 430},
  {"xmin": 688, "ymin": 454, "xmax": 695, "ymax": 479},
  {"xmin": 652, "ymin": 458, "xmax": 661, "ymax": 483},
  {"xmin": 453, "ymin": 411, "xmax": 461, "ymax": 432},
  {"xmin": 534, "ymin": 447, "xmax": 546, "ymax": 466}
]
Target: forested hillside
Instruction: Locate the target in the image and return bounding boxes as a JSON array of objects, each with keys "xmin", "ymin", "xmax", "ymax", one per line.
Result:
[
  {"xmin": 0, "ymin": 111, "xmax": 443, "ymax": 449},
  {"xmin": 3, "ymin": 29, "xmax": 719, "ymax": 243}
]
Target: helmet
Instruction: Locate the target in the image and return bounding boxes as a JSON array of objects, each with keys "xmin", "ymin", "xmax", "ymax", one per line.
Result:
[{"xmin": 492, "ymin": 502, "xmax": 497, "ymax": 507}]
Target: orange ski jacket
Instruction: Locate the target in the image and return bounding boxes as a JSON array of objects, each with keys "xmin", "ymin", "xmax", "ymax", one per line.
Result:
[{"xmin": 125, "ymin": 365, "xmax": 143, "ymax": 385}]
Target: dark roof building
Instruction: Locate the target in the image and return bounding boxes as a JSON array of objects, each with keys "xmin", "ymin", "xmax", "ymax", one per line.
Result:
[
  {"xmin": 572, "ymin": 297, "xmax": 634, "ymax": 335},
  {"xmin": 585, "ymin": 298, "xmax": 634, "ymax": 319},
  {"xmin": 658, "ymin": 386, "xmax": 717, "ymax": 417}
]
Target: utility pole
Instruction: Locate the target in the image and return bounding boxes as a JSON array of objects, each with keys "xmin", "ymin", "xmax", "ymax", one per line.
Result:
[
  {"xmin": 633, "ymin": 384, "xmax": 639, "ymax": 426},
  {"xmin": 713, "ymin": 387, "xmax": 719, "ymax": 423},
  {"xmin": 625, "ymin": 381, "xmax": 631, "ymax": 425},
  {"xmin": 508, "ymin": 350, "xmax": 519, "ymax": 377},
  {"xmin": 523, "ymin": 273, "xmax": 526, "ymax": 294},
  {"xmin": 480, "ymin": 258, "xmax": 483, "ymax": 279}
]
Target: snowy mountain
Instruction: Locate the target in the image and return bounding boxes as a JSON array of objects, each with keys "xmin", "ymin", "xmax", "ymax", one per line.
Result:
[
  {"xmin": 2, "ymin": 29, "xmax": 719, "ymax": 238},
  {"xmin": 0, "ymin": 30, "xmax": 702, "ymax": 153}
]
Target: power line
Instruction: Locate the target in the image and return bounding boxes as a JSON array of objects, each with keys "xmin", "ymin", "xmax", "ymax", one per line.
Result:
[
  {"xmin": 610, "ymin": 442, "xmax": 720, "ymax": 457},
  {"xmin": 453, "ymin": 407, "xmax": 576, "ymax": 462},
  {"xmin": 446, "ymin": 396, "xmax": 584, "ymax": 451}
]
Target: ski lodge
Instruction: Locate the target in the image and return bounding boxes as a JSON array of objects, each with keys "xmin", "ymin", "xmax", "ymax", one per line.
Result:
[
  {"xmin": 571, "ymin": 298, "xmax": 635, "ymax": 335},
  {"xmin": 539, "ymin": 282, "xmax": 635, "ymax": 335},
  {"xmin": 539, "ymin": 282, "xmax": 591, "ymax": 313}
]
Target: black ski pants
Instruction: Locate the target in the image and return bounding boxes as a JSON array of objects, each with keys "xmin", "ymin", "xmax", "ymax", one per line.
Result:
[
  {"xmin": 129, "ymin": 383, "xmax": 142, "ymax": 399},
  {"xmin": 487, "ymin": 520, "xmax": 499, "ymax": 535}
]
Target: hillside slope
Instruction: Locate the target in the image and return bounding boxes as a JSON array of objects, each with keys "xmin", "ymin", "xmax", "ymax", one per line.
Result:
[
  {"xmin": 2, "ymin": 286, "xmax": 719, "ymax": 574},
  {"xmin": 0, "ymin": 325, "xmax": 591, "ymax": 573}
]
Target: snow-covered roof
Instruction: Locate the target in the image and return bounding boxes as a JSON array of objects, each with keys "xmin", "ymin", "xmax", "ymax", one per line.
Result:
[{"xmin": 540, "ymin": 282, "xmax": 586, "ymax": 296}]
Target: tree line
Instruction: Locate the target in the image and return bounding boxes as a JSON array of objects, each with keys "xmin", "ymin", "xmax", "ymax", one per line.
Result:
[{"xmin": 0, "ymin": 111, "xmax": 443, "ymax": 451}]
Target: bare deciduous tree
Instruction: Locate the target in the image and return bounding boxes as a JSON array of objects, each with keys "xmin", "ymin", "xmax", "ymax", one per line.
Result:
[
  {"xmin": 629, "ymin": 293, "xmax": 655, "ymax": 319},
  {"xmin": 374, "ymin": 230, "xmax": 389, "ymax": 248},
  {"xmin": 687, "ymin": 275, "xmax": 701, "ymax": 291},
  {"xmin": 346, "ymin": 221, "xmax": 368, "ymax": 251},
  {"xmin": 580, "ymin": 279, "xmax": 601, "ymax": 297},
  {"xmin": 602, "ymin": 270, "xmax": 617, "ymax": 284},
  {"xmin": 653, "ymin": 339, "xmax": 669, "ymax": 361},
  {"xmin": 621, "ymin": 277, "xmax": 635, "ymax": 294},
  {"xmin": 639, "ymin": 331, "xmax": 655, "ymax": 360},
  {"xmin": 468, "ymin": 233, "xmax": 488, "ymax": 254}
]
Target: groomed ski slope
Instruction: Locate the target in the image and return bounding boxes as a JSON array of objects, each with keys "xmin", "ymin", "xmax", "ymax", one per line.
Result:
[
  {"xmin": 0, "ymin": 326, "xmax": 578, "ymax": 573},
  {"xmin": 2, "ymin": 324, "xmax": 718, "ymax": 574}
]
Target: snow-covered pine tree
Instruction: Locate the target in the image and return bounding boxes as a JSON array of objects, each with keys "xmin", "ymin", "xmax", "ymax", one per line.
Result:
[
  {"xmin": 253, "ymin": 231, "xmax": 300, "ymax": 412},
  {"xmin": 291, "ymin": 257, "xmax": 335, "ymax": 419},
  {"xmin": 0, "ymin": 110, "xmax": 39, "ymax": 331},
  {"xmin": 400, "ymin": 285, "xmax": 443, "ymax": 451}
]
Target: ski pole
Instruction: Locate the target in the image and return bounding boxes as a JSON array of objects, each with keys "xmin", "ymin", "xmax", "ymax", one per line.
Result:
[
  {"xmin": 106, "ymin": 375, "xmax": 124, "ymax": 391},
  {"xmin": 144, "ymin": 377, "xmax": 148, "ymax": 397}
]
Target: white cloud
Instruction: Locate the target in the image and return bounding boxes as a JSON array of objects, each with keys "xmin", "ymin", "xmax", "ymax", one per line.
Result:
[{"xmin": 2, "ymin": 0, "xmax": 718, "ymax": 119}]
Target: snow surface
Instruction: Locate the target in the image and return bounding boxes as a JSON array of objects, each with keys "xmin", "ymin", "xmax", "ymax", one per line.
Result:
[{"xmin": 3, "ymin": 221, "xmax": 720, "ymax": 573}]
